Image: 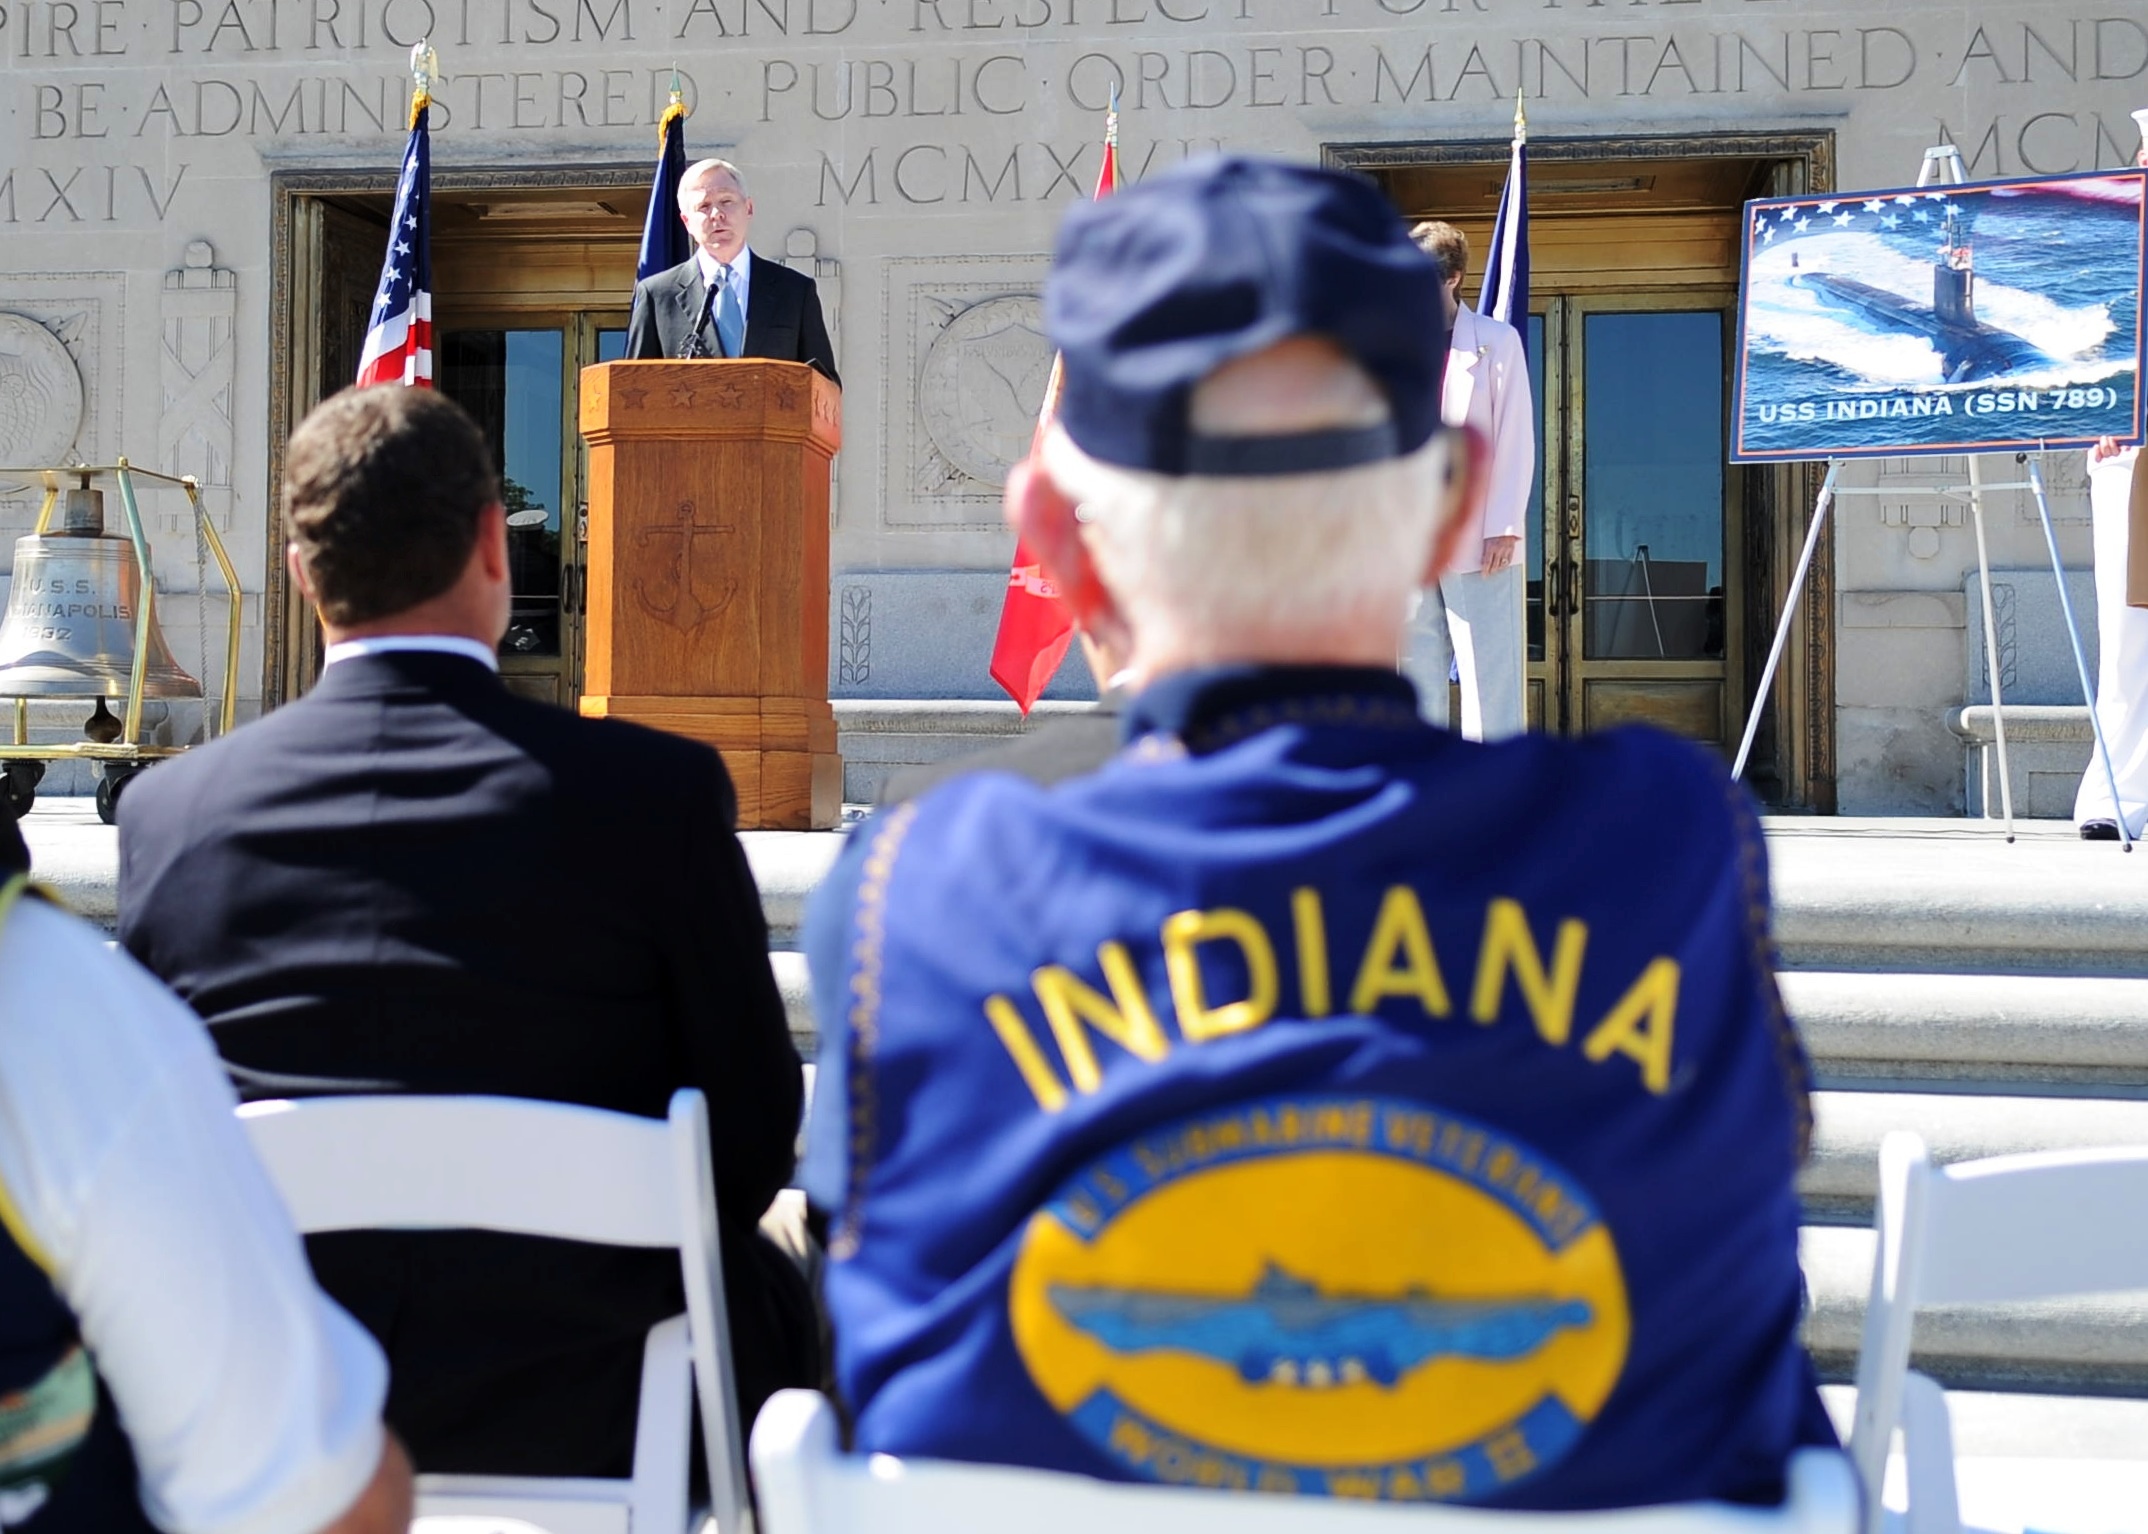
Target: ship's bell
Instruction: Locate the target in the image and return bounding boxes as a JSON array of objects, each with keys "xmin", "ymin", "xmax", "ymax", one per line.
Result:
[{"xmin": 0, "ymin": 483, "xmax": 199, "ymax": 699}]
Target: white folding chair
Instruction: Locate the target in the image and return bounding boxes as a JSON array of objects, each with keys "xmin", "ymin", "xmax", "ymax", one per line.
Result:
[
  {"xmin": 749, "ymin": 1389, "xmax": 1856, "ymax": 1534},
  {"xmin": 239, "ymin": 1088, "xmax": 750, "ymax": 1534},
  {"xmin": 1848, "ymin": 1131, "xmax": 2148, "ymax": 1534}
]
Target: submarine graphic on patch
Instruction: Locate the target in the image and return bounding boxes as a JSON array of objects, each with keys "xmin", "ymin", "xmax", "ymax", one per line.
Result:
[
  {"xmin": 1047, "ymin": 1263, "xmax": 1592, "ymax": 1388},
  {"xmin": 1009, "ymin": 1096, "xmax": 1633, "ymax": 1500}
]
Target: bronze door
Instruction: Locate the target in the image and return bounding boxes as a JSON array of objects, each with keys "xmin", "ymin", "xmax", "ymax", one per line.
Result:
[
  {"xmin": 1527, "ymin": 292, "xmax": 1740, "ymax": 746},
  {"xmin": 433, "ymin": 313, "xmax": 627, "ymax": 708}
]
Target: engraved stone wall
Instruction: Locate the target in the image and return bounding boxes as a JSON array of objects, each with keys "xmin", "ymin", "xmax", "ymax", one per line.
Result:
[
  {"xmin": 0, "ymin": 0, "xmax": 2141, "ymax": 788},
  {"xmin": 882, "ymin": 255, "xmax": 1053, "ymax": 531},
  {"xmin": 0, "ymin": 277, "xmax": 124, "ymax": 566},
  {"xmin": 158, "ymin": 239, "xmax": 237, "ymax": 535}
]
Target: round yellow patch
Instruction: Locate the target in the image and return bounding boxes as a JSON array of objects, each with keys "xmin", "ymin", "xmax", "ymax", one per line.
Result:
[{"xmin": 1007, "ymin": 1096, "xmax": 1628, "ymax": 1501}]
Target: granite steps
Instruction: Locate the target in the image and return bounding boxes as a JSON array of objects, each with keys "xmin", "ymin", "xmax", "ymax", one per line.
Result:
[{"xmin": 25, "ymin": 801, "xmax": 2148, "ymax": 1462}]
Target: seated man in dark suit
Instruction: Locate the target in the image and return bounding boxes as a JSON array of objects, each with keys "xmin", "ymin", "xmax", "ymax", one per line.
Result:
[
  {"xmin": 626, "ymin": 157, "xmax": 839, "ymax": 384},
  {"xmin": 117, "ymin": 385, "xmax": 816, "ymax": 1479}
]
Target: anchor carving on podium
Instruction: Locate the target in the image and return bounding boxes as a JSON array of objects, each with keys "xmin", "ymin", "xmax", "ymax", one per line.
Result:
[{"xmin": 633, "ymin": 500, "xmax": 738, "ymax": 632}]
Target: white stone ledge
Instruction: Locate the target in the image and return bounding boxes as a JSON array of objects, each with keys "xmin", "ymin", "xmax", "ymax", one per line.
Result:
[
  {"xmin": 1801, "ymin": 1225, "xmax": 2148, "ymax": 1393},
  {"xmin": 1948, "ymin": 705, "xmax": 2094, "ymax": 744},
  {"xmin": 1802, "ymin": 1091, "xmax": 2148, "ymax": 1222},
  {"xmin": 1783, "ymin": 973, "xmax": 2148, "ymax": 1087}
]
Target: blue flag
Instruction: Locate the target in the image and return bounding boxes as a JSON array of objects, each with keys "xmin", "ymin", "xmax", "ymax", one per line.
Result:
[
  {"xmin": 637, "ymin": 89, "xmax": 689, "ymax": 283},
  {"xmin": 1478, "ymin": 96, "xmax": 1529, "ymax": 361}
]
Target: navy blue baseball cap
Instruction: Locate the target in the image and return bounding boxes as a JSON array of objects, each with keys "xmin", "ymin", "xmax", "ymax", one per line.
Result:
[{"xmin": 1045, "ymin": 155, "xmax": 1447, "ymax": 477}]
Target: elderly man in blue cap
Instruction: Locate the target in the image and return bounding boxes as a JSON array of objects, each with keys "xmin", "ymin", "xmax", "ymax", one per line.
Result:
[{"xmin": 801, "ymin": 157, "xmax": 1832, "ymax": 1511}]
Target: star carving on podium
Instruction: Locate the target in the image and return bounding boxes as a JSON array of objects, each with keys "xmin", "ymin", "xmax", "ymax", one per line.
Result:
[
  {"xmin": 712, "ymin": 377, "xmax": 748, "ymax": 410},
  {"xmin": 615, "ymin": 383, "xmax": 649, "ymax": 409},
  {"xmin": 668, "ymin": 380, "xmax": 699, "ymax": 408},
  {"xmin": 773, "ymin": 381, "xmax": 802, "ymax": 412}
]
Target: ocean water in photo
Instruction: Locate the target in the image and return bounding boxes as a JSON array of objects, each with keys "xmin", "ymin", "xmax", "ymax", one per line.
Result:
[{"xmin": 1734, "ymin": 180, "xmax": 2144, "ymax": 460}]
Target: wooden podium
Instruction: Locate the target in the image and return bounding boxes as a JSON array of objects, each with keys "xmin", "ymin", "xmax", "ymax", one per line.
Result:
[{"xmin": 578, "ymin": 359, "xmax": 842, "ymax": 829}]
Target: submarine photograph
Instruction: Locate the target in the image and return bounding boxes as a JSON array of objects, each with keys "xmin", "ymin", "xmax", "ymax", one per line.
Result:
[{"xmin": 1732, "ymin": 169, "xmax": 2145, "ymax": 462}]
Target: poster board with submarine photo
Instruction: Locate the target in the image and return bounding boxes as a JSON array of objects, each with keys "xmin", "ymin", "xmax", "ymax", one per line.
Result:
[{"xmin": 1731, "ymin": 167, "xmax": 2147, "ymax": 463}]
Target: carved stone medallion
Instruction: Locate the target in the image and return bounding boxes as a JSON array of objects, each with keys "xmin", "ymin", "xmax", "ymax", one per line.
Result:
[
  {"xmin": 0, "ymin": 313, "xmax": 85, "ymax": 477},
  {"xmin": 915, "ymin": 295, "xmax": 1054, "ymax": 487}
]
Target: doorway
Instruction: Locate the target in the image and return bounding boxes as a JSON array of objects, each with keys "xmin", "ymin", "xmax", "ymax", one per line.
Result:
[
  {"xmin": 1330, "ymin": 132, "xmax": 1837, "ymax": 807},
  {"xmin": 1525, "ymin": 294, "xmax": 1737, "ymax": 741},
  {"xmin": 268, "ymin": 170, "xmax": 649, "ymax": 705},
  {"xmin": 433, "ymin": 315, "xmax": 628, "ymax": 706}
]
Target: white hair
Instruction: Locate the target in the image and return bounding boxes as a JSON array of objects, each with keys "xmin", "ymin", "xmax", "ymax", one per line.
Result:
[
  {"xmin": 1040, "ymin": 424, "xmax": 1447, "ymax": 653},
  {"xmin": 679, "ymin": 158, "xmax": 749, "ymax": 200}
]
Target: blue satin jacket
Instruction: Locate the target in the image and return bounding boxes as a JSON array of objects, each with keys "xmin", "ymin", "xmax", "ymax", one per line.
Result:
[{"xmin": 804, "ymin": 666, "xmax": 1832, "ymax": 1510}]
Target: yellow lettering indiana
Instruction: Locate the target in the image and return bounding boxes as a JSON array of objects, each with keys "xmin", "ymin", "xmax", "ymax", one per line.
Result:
[
  {"xmin": 1291, "ymin": 886, "xmax": 1332, "ymax": 1017},
  {"xmin": 1031, "ymin": 943, "xmax": 1168, "ymax": 1094},
  {"xmin": 1469, "ymin": 897, "xmax": 1590, "ymax": 1044},
  {"xmin": 984, "ymin": 994, "xmax": 1070, "ymax": 1111},
  {"xmin": 1348, "ymin": 885, "xmax": 1451, "ymax": 1018},
  {"xmin": 1162, "ymin": 907, "xmax": 1279, "ymax": 1041},
  {"xmin": 1581, "ymin": 956, "xmax": 1680, "ymax": 1094}
]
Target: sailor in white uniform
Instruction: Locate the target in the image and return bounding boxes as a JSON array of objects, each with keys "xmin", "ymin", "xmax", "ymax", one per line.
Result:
[
  {"xmin": 2076, "ymin": 437, "xmax": 2148, "ymax": 840},
  {"xmin": 2075, "ymin": 112, "xmax": 2148, "ymax": 842}
]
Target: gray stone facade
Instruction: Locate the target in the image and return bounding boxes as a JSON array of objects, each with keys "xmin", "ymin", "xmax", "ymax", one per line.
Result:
[{"xmin": 0, "ymin": 1, "xmax": 2139, "ymax": 805}]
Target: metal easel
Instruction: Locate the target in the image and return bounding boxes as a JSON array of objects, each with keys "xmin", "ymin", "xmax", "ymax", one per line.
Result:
[
  {"xmin": 1734, "ymin": 143, "xmax": 2115, "ymax": 844},
  {"xmin": 2025, "ymin": 452, "xmax": 2132, "ymax": 850}
]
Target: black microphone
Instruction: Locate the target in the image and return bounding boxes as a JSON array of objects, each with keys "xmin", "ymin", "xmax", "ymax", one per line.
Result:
[{"xmin": 681, "ymin": 279, "xmax": 719, "ymax": 360}]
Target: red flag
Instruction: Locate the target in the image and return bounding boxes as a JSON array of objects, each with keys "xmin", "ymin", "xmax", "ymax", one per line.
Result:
[
  {"xmin": 989, "ymin": 96, "xmax": 1119, "ymax": 713},
  {"xmin": 356, "ymin": 51, "xmax": 435, "ymax": 389}
]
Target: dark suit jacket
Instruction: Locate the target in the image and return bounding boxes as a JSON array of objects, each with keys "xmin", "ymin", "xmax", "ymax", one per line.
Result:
[
  {"xmin": 875, "ymin": 695, "xmax": 1124, "ymax": 806},
  {"xmin": 625, "ymin": 251, "xmax": 839, "ymax": 385},
  {"xmin": 116, "ymin": 650, "xmax": 808, "ymax": 1477}
]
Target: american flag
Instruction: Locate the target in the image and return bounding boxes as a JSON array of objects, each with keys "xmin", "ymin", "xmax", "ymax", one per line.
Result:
[{"xmin": 356, "ymin": 92, "xmax": 434, "ymax": 388}]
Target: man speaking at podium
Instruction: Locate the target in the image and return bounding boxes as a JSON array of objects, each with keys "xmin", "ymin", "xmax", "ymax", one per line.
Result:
[{"xmin": 626, "ymin": 158, "xmax": 840, "ymax": 385}]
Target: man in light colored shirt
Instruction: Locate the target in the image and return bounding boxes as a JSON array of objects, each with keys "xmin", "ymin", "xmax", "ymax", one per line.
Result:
[
  {"xmin": 1403, "ymin": 219, "xmax": 1536, "ymax": 740},
  {"xmin": 0, "ymin": 846, "xmax": 409, "ymax": 1534},
  {"xmin": 624, "ymin": 158, "xmax": 839, "ymax": 383}
]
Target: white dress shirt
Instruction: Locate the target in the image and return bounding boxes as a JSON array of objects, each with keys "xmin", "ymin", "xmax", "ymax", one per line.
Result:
[
  {"xmin": 322, "ymin": 634, "xmax": 499, "ymax": 672},
  {"xmin": 1440, "ymin": 303, "xmax": 1536, "ymax": 572}
]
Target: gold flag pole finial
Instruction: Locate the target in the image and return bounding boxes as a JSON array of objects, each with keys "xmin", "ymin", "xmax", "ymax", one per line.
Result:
[
  {"xmin": 1513, "ymin": 89, "xmax": 1527, "ymax": 143},
  {"xmin": 408, "ymin": 40, "xmax": 438, "ymax": 127}
]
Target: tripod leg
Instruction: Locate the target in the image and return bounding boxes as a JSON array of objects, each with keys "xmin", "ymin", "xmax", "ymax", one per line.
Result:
[
  {"xmin": 1734, "ymin": 460, "xmax": 1842, "ymax": 783},
  {"xmin": 2026, "ymin": 455, "xmax": 2132, "ymax": 851},
  {"xmin": 1967, "ymin": 456, "xmax": 2015, "ymax": 839}
]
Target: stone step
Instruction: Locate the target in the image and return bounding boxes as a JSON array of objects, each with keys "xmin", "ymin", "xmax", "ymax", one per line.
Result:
[
  {"xmin": 751, "ymin": 826, "xmax": 2148, "ymax": 974},
  {"xmin": 1784, "ymin": 973, "xmax": 2148, "ymax": 1090},
  {"xmin": 772, "ymin": 960, "xmax": 2148, "ymax": 1102},
  {"xmin": 1801, "ymin": 1224, "xmax": 2148, "ymax": 1394},
  {"xmin": 1802, "ymin": 1092, "xmax": 2148, "ymax": 1224},
  {"xmin": 1766, "ymin": 819, "xmax": 2148, "ymax": 977},
  {"xmin": 834, "ymin": 700, "xmax": 1096, "ymax": 806},
  {"xmin": 1817, "ymin": 1384, "xmax": 2148, "ymax": 1461},
  {"xmin": 772, "ymin": 949, "xmax": 813, "ymax": 1055},
  {"xmin": 40, "ymin": 802, "xmax": 2148, "ymax": 979},
  {"xmin": 740, "ymin": 831, "xmax": 847, "ymax": 949}
]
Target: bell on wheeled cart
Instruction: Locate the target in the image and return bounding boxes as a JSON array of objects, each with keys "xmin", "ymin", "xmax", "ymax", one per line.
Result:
[
  {"xmin": 0, "ymin": 482, "xmax": 199, "ymax": 701},
  {"xmin": 0, "ymin": 477, "xmax": 200, "ymax": 825}
]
